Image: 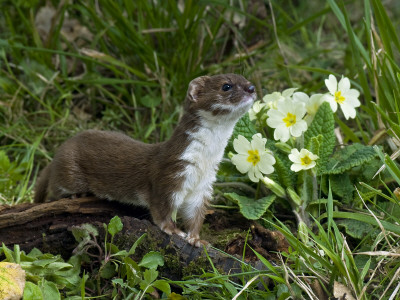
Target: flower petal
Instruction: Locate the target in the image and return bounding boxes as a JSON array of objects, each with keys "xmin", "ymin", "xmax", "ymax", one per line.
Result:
[
  {"xmin": 277, "ymin": 98, "xmax": 293, "ymax": 113},
  {"xmin": 266, "ymin": 110, "xmax": 285, "ymax": 128},
  {"xmin": 282, "ymin": 88, "xmax": 298, "ymax": 98},
  {"xmin": 248, "ymin": 166, "xmax": 261, "ymax": 182},
  {"xmin": 340, "ymin": 102, "xmax": 357, "ymax": 119},
  {"xmin": 307, "ymin": 94, "xmax": 324, "ymax": 115},
  {"xmin": 274, "ymin": 125, "xmax": 290, "ymax": 142},
  {"xmin": 290, "ymin": 120, "xmax": 308, "ymax": 137},
  {"xmin": 288, "ymin": 149, "xmax": 301, "ymax": 163},
  {"xmin": 321, "ymin": 94, "xmax": 338, "ymax": 112},
  {"xmin": 231, "ymin": 154, "xmax": 252, "ymax": 173},
  {"xmin": 250, "ymin": 134, "xmax": 266, "ymax": 152},
  {"xmin": 303, "ymin": 161, "xmax": 316, "ymax": 170},
  {"xmin": 293, "ymin": 101, "xmax": 307, "ymax": 118},
  {"xmin": 258, "ymin": 154, "xmax": 275, "ymax": 174},
  {"xmin": 338, "ymin": 76, "xmax": 350, "ymax": 93},
  {"xmin": 233, "ymin": 135, "xmax": 251, "ymax": 154},
  {"xmin": 345, "ymin": 88, "xmax": 360, "ymax": 99},
  {"xmin": 325, "ymin": 75, "xmax": 337, "ymax": 95},
  {"xmin": 290, "ymin": 163, "xmax": 303, "ymax": 172},
  {"xmin": 292, "ymin": 92, "xmax": 309, "ymax": 104}
]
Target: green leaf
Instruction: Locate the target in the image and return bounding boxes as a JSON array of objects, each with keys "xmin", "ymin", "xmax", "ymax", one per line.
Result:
[
  {"xmin": 308, "ymin": 135, "xmax": 322, "ymax": 157},
  {"xmin": 128, "ymin": 233, "xmax": 147, "ymax": 256},
  {"xmin": 71, "ymin": 224, "xmax": 98, "ymax": 242},
  {"xmin": 40, "ymin": 280, "xmax": 61, "ymax": 300},
  {"xmin": 152, "ymin": 280, "xmax": 171, "ymax": 295},
  {"xmin": 140, "ymin": 95, "xmax": 162, "ymax": 108},
  {"xmin": 223, "ymin": 281, "xmax": 238, "ymax": 297},
  {"xmin": 224, "ymin": 193, "xmax": 276, "ymax": 220},
  {"xmin": 32, "ymin": 258, "xmax": 59, "ymax": 268},
  {"xmin": 1, "ymin": 243, "xmax": 14, "ymax": 263},
  {"xmin": 319, "ymin": 211, "xmax": 400, "ymax": 235},
  {"xmin": 139, "ymin": 251, "xmax": 164, "ymax": 269},
  {"xmin": 329, "ymin": 173, "xmax": 355, "ymax": 204},
  {"xmin": 100, "ymin": 261, "xmax": 117, "ymax": 279},
  {"xmin": 47, "ymin": 262, "xmax": 73, "ymax": 272},
  {"xmin": 108, "ymin": 216, "xmax": 123, "ymax": 237},
  {"xmin": 304, "ymin": 102, "xmax": 335, "ymax": 174},
  {"xmin": 336, "ymin": 219, "xmax": 378, "ymax": 240},
  {"xmin": 324, "ymin": 143, "xmax": 377, "ymax": 175},
  {"xmin": 273, "ymin": 153, "xmax": 296, "ymax": 188},
  {"xmin": 142, "ymin": 269, "xmax": 158, "ymax": 286},
  {"xmin": 23, "ymin": 282, "xmax": 43, "ymax": 300}
]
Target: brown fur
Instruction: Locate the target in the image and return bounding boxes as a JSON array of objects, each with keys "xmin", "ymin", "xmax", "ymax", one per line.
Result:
[{"xmin": 34, "ymin": 73, "xmax": 255, "ymax": 247}]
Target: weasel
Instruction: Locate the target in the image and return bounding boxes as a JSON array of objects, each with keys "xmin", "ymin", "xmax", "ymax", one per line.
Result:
[{"xmin": 34, "ymin": 73, "xmax": 256, "ymax": 247}]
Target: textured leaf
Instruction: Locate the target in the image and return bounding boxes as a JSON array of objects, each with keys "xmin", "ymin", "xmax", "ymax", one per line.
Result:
[
  {"xmin": 330, "ymin": 173, "xmax": 355, "ymax": 204},
  {"xmin": 226, "ymin": 113, "xmax": 257, "ymax": 153},
  {"xmin": 224, "ymin": 192, "xmax": 276, "ymax": 220},
  {"xmin": 308, "ymin": 135, "xmax": 322, "ymax": 172},
  {"xmin": 265, "ymin": 138, "xmax": 297, "ymax": 187},
  {"xmin": 324, "ymin": 143, "xmax": 377, "ymax": 175},
  {"xmin": 308, "ymin": 135, "xmax": 322, "ymax": 156},
  {"xmin": 336, "ymin": 219, "xmax": 378, "ymax": 240},
  {"xmin": 304, "ymin": 102, "xmax": 336, "ymax": 174},
  {"xmin": 273, "ymin": 154, "xmax": 295, "ymax": 188}
]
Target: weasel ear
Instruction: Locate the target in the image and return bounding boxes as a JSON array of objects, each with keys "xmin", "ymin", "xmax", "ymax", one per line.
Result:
[{"xmin": 187, "ymin": 76, "xmax": 210, "ymax": 102}]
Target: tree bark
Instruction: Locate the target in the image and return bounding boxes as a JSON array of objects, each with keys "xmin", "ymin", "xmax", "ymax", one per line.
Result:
[{"xmin": 0, "ymin": 197, "xmax": 273, "ymax": 278}]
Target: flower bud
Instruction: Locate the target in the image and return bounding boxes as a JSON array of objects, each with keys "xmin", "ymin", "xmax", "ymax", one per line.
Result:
[
  {"xmin": 274, "ymin": 142, "xmax": 292, "ymax": 154},
  {"xmin": 298, "ymin": 221, "xmax": 309, "ymax": 244},
  {"xmin": 261, "ymin": 177, "xmax": 286, "ymax": 198},
  {"xmin": 286, "ymin": 187, "xmax": 302, "ymax": 206}
]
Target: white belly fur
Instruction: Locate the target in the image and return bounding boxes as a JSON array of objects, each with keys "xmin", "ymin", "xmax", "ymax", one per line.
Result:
[{"xmin": 172, "ymin": 110, "xmax": 237, "ymax": 220}]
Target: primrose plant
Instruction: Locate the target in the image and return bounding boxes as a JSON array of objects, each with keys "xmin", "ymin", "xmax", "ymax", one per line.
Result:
[{"xmin": 226, "ymin": 74, "xmax": 373, "ymax": 239}]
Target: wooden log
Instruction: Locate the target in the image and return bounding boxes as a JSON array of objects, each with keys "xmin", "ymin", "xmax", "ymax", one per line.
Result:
[{"xmin": 0, "ymin": 197, "xmax": 277, "ymax": 277}]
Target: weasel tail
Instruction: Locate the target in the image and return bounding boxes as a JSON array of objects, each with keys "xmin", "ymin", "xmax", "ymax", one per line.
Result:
[{"xmin": 34, "ymin": 165, "xmax": 50, "ymax": 203}]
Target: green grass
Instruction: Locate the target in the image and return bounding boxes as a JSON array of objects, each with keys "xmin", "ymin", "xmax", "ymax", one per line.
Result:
[{"xmin": 1, "ymin": 0, "xmax": 400, "ymax": 299}]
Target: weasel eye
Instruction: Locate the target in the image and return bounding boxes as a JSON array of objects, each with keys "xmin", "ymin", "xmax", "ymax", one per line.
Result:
[{"xmin": 222, "ymin": 84, "xmax": 233, "ymax": 91}]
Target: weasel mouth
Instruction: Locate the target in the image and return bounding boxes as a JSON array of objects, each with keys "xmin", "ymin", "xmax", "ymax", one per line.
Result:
[{"xmin": 241, "ymin": 94, "xmax": 256, "ymax": 104}]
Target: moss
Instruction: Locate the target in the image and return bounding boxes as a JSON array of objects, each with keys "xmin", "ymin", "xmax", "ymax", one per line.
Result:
[
  {"xmin": 181, "ymin": 255, "xmax": 210, "ymax": 278},
  {"xmin": 201, "ymin": 223, "xmax": 248, "ymax": 249}
]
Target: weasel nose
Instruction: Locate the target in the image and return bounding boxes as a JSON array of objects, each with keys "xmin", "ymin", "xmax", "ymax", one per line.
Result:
[{"xmin": 245, "ymin": 85, "xmax": 255, "ymax": 94}]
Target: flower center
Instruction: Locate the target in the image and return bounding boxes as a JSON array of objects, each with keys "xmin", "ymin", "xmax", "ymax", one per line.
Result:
[
  {"xmin": 334, "ymin": 91, "xmax": 345, "ymax": 104},
  {"xmin": 282, "ymin": 112, "xmax": 296, "ymax": 127},
  {"xmin": 247, "ymin": 150, "xmax": 260, "ymax": 166},
  {"xmin": 301, "ymin": 155, "xmax": 312, "ymax": 166}
]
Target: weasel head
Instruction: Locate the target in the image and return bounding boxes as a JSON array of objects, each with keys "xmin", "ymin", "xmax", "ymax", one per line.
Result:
[{"xmin": 184, "ymin": 73, "xmax": 256, "ymax": 120}]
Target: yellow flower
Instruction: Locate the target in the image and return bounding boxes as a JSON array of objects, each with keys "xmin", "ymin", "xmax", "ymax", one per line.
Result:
[
  {"xmin": 231, "ymin": 134, "xmax": 275, "ymax": 182},
  {"xmin": 321, "ymin": 75, "xmax": 360, "ymax": 120},
  {"xmin": 266, "ymin": 98, "xmax": 308, "ymax": 142},
  {"xmin": 288, "ymin": 148, "xmax": 319, "ymax": 172}
]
